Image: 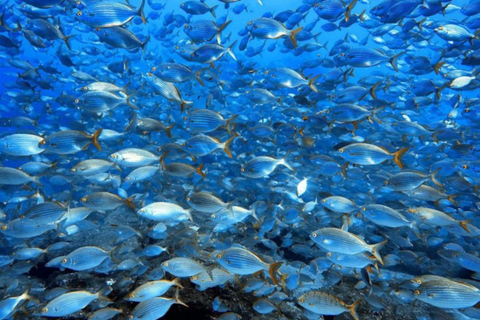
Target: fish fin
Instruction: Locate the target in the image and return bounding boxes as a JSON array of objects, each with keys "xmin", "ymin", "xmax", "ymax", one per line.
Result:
[
  {"xmin": 165, "ymin": 124, "xmax": 174, "ymax": 138},
  {"xmin": 223, "ymin": 134, "xmax": 238, "ymax": 158},
  {"xmin": 289, "ymin": 27, "xmax": 303, "ymax": 49},
  {"xmin": 138, "ymin": 0, "xmax": 146, "ymax": 24},
  {"xmin": 180, "ymin": 100, "xmax": 193, "ymax": 113},
  {"xmin": 63, "ymin": 34, "xmax": 73, "ymax": 51},
  {"xmin": 370, "ymin": 240, "xmax": 387, "ymax": 265},
  {"xmin": 390, "ymin": 51, "xmax": 405, "ymax": 72},
  {"xmin": 125, "ymin": 195, "xmax": 136, "ymax": 209},
  {"xmin": 347, "ymin": 299, "xmax": 361, "ymax": 320},
  {"xmin": 225, "ymin": 115, "xmax": 238, "ymax": 135},
  {"xmin": 430, "ymin": 167, "xmax": 443, "ymax": 188},
  {"xmin": 433, "ymin": 60, "xmax": 445, "ymax": 75},
  {"xmin": 370, "ymin": 81, "xmax": 380, "ymax": 100},
  {"xmin": 141, "ymin": 35, "xmax": 150, "ymax": 52},
  {"xmin": 173, "ymin": 278, "xmax": 184, "ymax": 289},
  {"xmin": 210, "ymin": 5, "xmax": 218, "ymax": 18},
  {"xmin": 159, "ymin": 152, "xmax": 168, "ymax": 170},
  {"xmin": 174, "ymin": 287, "xmax": 189, "ymax": 308},
  {"xmin": 459, "ymin": 220, "xmax": 470, "ymax": 233},
  {"xmin": 392, "ymin": 147, "xmax": 409, "ymax": 169},
  {"xmin": 268, "ymin": 261, "xmax": 283, "ymax": 286},
  {"xmin": 196, "ymin": 163, "xmax": 206, "ymax": 178},
  {"xmin": 126, "ymin": 96, "xmax": 138, "ymax": 109},
  {"xmin": 217, "ymin": 20, "xmax": 232, "ymax": 44},
  {"xmin": 307, "ymin": 74, "xmax": 320, "ymax": 93},
  {"xmin": 345, "ymin": 0, "xmax": 358, "ymax": 22},
  {"xmin": 92, "ymin": 128, "xmax": 102, "ymax": 151},
  {"xmin": 227, "ymin": 40, "xmax": 237, "ymax": 61},
  {"xmin": 195, "ymin": 68, "xmax": 206, "ymax": 86}
]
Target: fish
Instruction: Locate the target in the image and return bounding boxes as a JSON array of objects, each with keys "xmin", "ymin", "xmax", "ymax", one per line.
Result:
[
  {"xmin": 247, "ymin": 17, "xmax": 303, "ymax": 48},
  {"xmin": 76, "ymin": 0, "xmax": 146, "ymax": 28},
  {"xmin": 298, "ymin": 291, "xmax": 360, "ymax": 320},
  {"xmin": 338, "ymin": 143, "xmax": 409, "ymax": 169}
]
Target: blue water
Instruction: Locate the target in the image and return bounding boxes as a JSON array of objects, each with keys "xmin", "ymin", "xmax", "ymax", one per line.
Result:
[{"xmin": 1, "ymin": 0, "xmax": 480, "ymax": 319}]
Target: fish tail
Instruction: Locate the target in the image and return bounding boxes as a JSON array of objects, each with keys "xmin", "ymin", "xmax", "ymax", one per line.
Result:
[
  {"xmin": 392, "ymin": 147, "xmax": 409, "ymax": 169},
  {"xmin": 289, "ymin": 27, "xmax": 303, "ymax": 49},
  {"xmin": 345, "ymin": 0, "xmax": 358, "ymax": 22},
  {"xmin": 63, "ymin": 34, "xmax": 73, "ymax": 51},
  {"xmin": 223, "ymin": 134, "xmax": 237, "ymax": 158},
  {"xmin": 96, "ymin": 286, "xmax": 113, "ymax": 302},
  {"xmin": 225, "ymin": 114, "xmax": 238, "ymax": 135},
  {"xmin": 447, "ymin": 194, "xmax": 458, "ymax": 206},
  {"xmin": 138, "ymin": 0, "xmax": 146, "ymax": 24},
  {"xmin": 173, "ymin": 278, "xmax": 184, "ymax": 289},
  {"xmin": 370, "ymin": 240, "xmax": 387, "ymax": 265},
  {"xmin": 195, "ymin": 68, "xmax": 206, "ymax": 86},
  {"xmin": 33, "ymin": 176, "xmax": 43, "ymax": 188},
  {"xmin": 165, "ymin": 124, "xmax": 174, "ymax": 138},
  {"xmin": 433, "ymin": 60, "xmax": 445, "ymax": 75},
  {"xmin": 217, "ymin": 20, "xmax": 232, "ymax": 44},
  {"xmin": 126, "ymin": 96, "xmax": 138, "ymax": 109},
  {"xmin": 390, "ymin": 51, "xmax": 405, "ymax": 72},
  {"xmin": 196, "ymin": 163, "xmax": 206, "ymax": 178},
  {"xmin": 159, "ymin": 151, "xmax": 168, "ymax": 170},
  {"xmin": 268, "ymin": 261, "xmax": 283, "ymax": 286},
  {"xmin": 417, "ymin": 17, "xmax": 426, "ymax": 31},
  {"xmin": 92, "ymin": 128, "xmax": 102, "ymax": 151},
  {"xmin": 435, "ymin": 83, "xmax": 448, "ymax": 100},
  {"xmin": 459, "ymin": 220, "xmax": 470, "ymax": 233},
  {"xmin": 174, "ymin": 287, "xmax": 189, "ymax": 308},
  {"xmin": 141, "ymin": 35, "xmax": 150, "ymax": 52},
  {"xmin": 180, "ymin": 100, "xmax": 193, "ymax": 113},
  {"xmin": 280, "ymin": 153, "xmax": 294, "ymax": 171},
  {"xmin": 442, "ymin": 2, "xmax": 450, "ymax": 15},
  {"xmin": 210, "ymin": 5, "xmax": 218, "ymax": 18},
  {"xmin": 347, "ymin": 299, "xmax": 361, "ymax": 320},
  {"xmin": 308, "ymin": 74, "xmax": 320, "ymax": 93},
  {"xmin": 125, "ymin": 195, "xmax": 136, "ymax": 209},
  {"xmin": 410, "ymin": 221, "xmax": 421, "ymax": 239},
  {"xmin": 370, "ymin": 81, "xmax": 380, "ymax": 100},
  {"xmin": 227, "ymin": 40, "xmax": 237, "ymax": 61},
  {"xmin": 430, "ymin": 167, "xmax": 444, "ymax": 188}
]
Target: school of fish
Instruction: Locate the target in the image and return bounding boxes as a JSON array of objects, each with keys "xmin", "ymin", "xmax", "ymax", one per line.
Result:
[{"xmin": 1, "ymin": 0, "xmax": 480, "ymax": 319}]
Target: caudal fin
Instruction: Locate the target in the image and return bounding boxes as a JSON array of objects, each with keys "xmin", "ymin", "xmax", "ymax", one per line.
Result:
[
  {"xmin": 347, "ymin": 299, "xmax": 361, "ymax": 320},
  {"xmin": 210, "ymin": 4, "xmax": 218, "ymax": 18},
  {"xmin": 227, "ymin": 40, "xmax": 237, "ymax": 61},
  {"xmin": 196, "ymin": 163, "xmax": 206, "ymax": 178},
  {"xmin": 370, "ymin": 240, "xmax": 387, "ymax": 265},
  {"xmin": 268, "ymin": 261, "xmax": 283, "ymax": 286},
  {"xmin": 430, "ymin": 167, "xmax": 443, "ymax": 188},
  {"xmin": 308, "ymin": 74, "xmax": 320, "ymax": 93},
  {"xmin": 392, "ymin": 147, "xmax": 409, "ymax": 169},
  {"xmin": 459, "ymin": 220, "xmax": 471, "ymax": 233},
  {"xmin": 390, "ymin": 51, "xmax": 405, "ymax": 72},
  {"xmin": 289, "ymin": 27, "xmax": 303, "ymax": 49},
  {"xmin": 92, "ymin": 128, "xmax": 102, "ymax": 151},
  {"xmin": 138, "ymin": 0, "xmax": 146, "ymax": 24},
  {"xmin": 217, "ymin": 20, "xmax": 232, "ymax": 44},
  {"xmin": 165, "ymin": 124, "xmax": 174, "ymax": 138},
  {"xmin": 345, "ymin": 0, "xmax": 358, "ymax": 22},
  {"xmin": 222, "ymin": 134, "xmax": 238, "ymax": 158}
]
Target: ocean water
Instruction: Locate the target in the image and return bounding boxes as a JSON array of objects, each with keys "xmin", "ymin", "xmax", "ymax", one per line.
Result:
[{"xmin": 1, "ymin": 0, "xmax": 480, "ymax": 320}]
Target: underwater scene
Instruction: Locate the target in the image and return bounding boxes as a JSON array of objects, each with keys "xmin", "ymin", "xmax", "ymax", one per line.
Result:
[{"xmin": 2, "ymin": 0, "xmax": 480, "ymax": 319}]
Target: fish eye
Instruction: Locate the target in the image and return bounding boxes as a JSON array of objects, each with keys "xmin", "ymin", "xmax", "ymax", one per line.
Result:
[
  {"xmin": 312, "ymin": 233, "xmax": 317, "ymax": 238},
  {"xmin": 147, "ymin": 72, "xmax": 153, "ymax": 77},
  {"xmin": 247, "ymin": 21, "xmax": 252, "ymax": 25},
  {"xmin": 39, "ymin": 140, "xmax": 46, "ymax": 145},
  {"xmin": 81, "ymin": 87, "xmax": 87, "ymax": 91},
  {"xmin": 70, "ymin": 168, "xmax": 76, "ymax": 172},
  {"xmin": 264, "ymin": 70, "xmax": 269, "ymax": 75},
  {"xmin": 125, "ymin": 177, "xmax": 130, "ymax": 181},
  {"xmin": 151, "ymin": 67, "xmax": 156, "ymax": 72},
  {"xmin": 339, "ymin": 148, "xmax": 344, "ymax": 153},
  {"xmin": 191, "ymin": 275, "xmax": 197, "ymax": 280},
  {"xmin": 75, "ymin": 99, "xmax": 79, "ymax": 104},
  {"xmin": 163, "ymin": 262, "xmax": 168, "ymax": 267},
  {"xmin": 415, "ymin": 279, "xmax": 422, "ymax": 284},
  {"xmin": 175, "ymin": 46, "xmax": 179, "ymax": 50},
  {"xmin": 321, "ymin": 199, "xmax": 326, "ymax": 203},
  {"xmin": 61, "ymin": 258, "xmax": 68, "ymax": 263},
  {"xmin": 298, "ymin": 297, "xmax": 304, "ymax": 303},
  {"xmin": 408, "ymin": 208, "xmax": 416, "ymax": 213},
  {"xmin": 211, "ymin": 214, "xmax": 215, "ymax": 219},
  {"xmin": 1, "ymin": 225, "xmax": 7, "ymax": 230},
  {"xmin": 76, "ymin": 11, "xmax": 82, "ymax": 16},
  {"xmin": 413, "ymin": 290, "xmax": 421, "ymax": 295},
  {"xmin": 89, "ymin": 13, "xmax": 94, "ymax": 17},
  {"xmin": 129, "ymin": 293, "xmax": 135, "ymax": 298},
  {"xmin": 180, "ymin": 3, "xmax": 184, "ymax": 6},
  {"xmin": 326, "ymin": 252, "xmax": 332, "ymax": 257},
  {"xmin": 184, "ymin": 24, "xmax": 188, "ymax": 28},
  {"xmin": 362, "ymin": 207, "xmax": 366, "ymax": 211},
  {"xmin": 464, "ymin": 108, "xmax": 470, "ymax": 113},
  {"xmin": 438, "ymin": 26, "xmax": 443, "ymax": 30},
  {"xmin": 216, "ymin": 253, "xmax": 222, "ymax": 259},
  {"xmin": 81, "ymin": 197, "xmax": 87, "ymax": 202},
  {"xmin": 186, "ymin": 197, "xmax": 190, "ymax": 202},
  {"xmin": 463, "ymin": 164, "xmax": 468, "ymax": 169},
  {"xmin": 42, "ymin": 307, "xmax": 49, "ymax": 313},
  {"xmin": 111, "ymin": 154, "xmax": 117, "ymax": 159},
  {"xmin": 241, "ymin": 168, "xmax": 245, "ymax": 172},
  {"xmin": 428, "ymin": 293, "xmax": 435, "ymax": 298}
]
